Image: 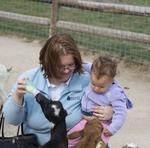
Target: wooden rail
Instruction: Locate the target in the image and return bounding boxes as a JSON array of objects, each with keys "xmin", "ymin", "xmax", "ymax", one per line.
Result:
[
  {"xmin": 57, "ymin": 21, "xmax": 150, "ymax": 44},
  {"xmin": 0, "ymin": 1, "xmax": 149, "ymax": 44},
  {"xmin": 51, "ymin": 0, "xmax": 150, "ymax": 43},
  {"xmin": 0, "ymin": 10, "xmax": 49, "ymax": 25},
  {"xmin": 59, "ymin": 0, "xmax": 150, "ymax": 16}
]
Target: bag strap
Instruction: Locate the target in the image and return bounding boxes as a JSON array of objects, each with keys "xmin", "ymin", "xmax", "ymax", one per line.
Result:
[
  {"xmin": 0, "ymin": 102, "xmax": 25, "ymax": 137},
  {"xmin": 0, "ymin": 112, "xmax": 23, "ymax": 138},
  {"xmin": 17, "ymin": 123, "xmax": 24, "ymax": 135},
  {"xmin": 21, "ymin": 123, "xmax": 24, "ymax": 135},
  {"xmin": 0, "ymin": 113, "xmax": 5, "ymax": 138},
  {"xmin": 0, "ymin": 105, "xmax": 3, "ymax": 113},
  {"xmin": 0, "ymin": 105, "xmax": 4, "ymax": 134}
]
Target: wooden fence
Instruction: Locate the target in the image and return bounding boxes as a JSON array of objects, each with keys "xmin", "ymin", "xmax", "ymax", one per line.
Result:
[
  {"xmin": 0, "ymin": 0, "xmax": 150, "ymax": 44},
  {"xmin": 51, "ymin": 0, "xmax": 150, "ymax": 44}
]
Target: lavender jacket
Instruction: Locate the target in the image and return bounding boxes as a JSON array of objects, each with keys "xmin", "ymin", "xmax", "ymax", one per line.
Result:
[{"xmin": 82, "ymin": 63, "xmax": 133, "ymax": 135}]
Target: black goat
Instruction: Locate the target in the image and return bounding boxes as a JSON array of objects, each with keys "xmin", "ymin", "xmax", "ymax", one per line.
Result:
[{"xmin": 35, "ymin": 93, "xmax": 68, "ymax": 148}]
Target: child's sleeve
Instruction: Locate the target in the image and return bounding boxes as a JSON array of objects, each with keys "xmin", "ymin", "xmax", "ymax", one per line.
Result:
[{"xmin": 107, "ymin": 90, "xmax": 127, "ymax": 135}]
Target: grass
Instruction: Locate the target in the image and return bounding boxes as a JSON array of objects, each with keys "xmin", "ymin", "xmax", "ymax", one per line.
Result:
[
  {"xmin": 58, "ymin": 29, "xmax": 150, "ymax": 63},
  {"xmin": 0, "ymin": 0, "xmax": 51, "ymax": 17},
  {"xmin": 119, "ymin": 0, "xmax": 150, "ymax": 6},
  {"xmin": 59, "ymin": 7, "xmax": 150, "ymax": 34},
  {"xmin": 0, "ymin": 18, "xmax": 49, "ymax": 40},
  {"xmin": 0, "ymin": 0, "xmax": 150, "ymax": 64},
  {"xmin": 0, "ymin": 0, "xmax": 149, "ymax": 34}
]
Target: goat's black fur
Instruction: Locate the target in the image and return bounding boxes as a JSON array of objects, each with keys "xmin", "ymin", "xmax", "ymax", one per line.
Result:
[{"xmin": 35, "ymin": 93, "xmax": 68, "ymax": 148}]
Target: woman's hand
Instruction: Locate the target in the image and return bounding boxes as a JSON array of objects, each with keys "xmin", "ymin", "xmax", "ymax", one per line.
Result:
[
  {"xmin": 13, "ymin": 78, "xmax": 27, "ymax": 105},
  {"xmin": 91, "ymin": 105, "xmax": 113, "ymax": 120}
]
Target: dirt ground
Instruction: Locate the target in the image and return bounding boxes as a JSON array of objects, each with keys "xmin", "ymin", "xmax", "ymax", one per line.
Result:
[{"xmin": 0, "ymin": 36, "xmax": 150, "ymax": 148}]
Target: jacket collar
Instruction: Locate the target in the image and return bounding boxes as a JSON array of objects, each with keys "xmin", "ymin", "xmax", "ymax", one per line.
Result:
[
  {"xmin": 61, "ymin": 73, "xmax": 83, "ymax": 96},
  {"xmin": 34, "ymin": 69, "xmax": 82, "ymax": 98}
]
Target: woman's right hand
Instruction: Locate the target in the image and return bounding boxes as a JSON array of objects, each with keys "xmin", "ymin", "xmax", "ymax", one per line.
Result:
[
  {"xmin": 92, "ymin": 105, "xmax": 113, "ymax": 121},
  {"xmin": 13, "ymin": 78, "xmax": 27, "ymax": 105}
]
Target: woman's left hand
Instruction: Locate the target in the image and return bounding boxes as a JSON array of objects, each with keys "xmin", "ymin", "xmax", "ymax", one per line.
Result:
[{"xmin": 91, "ymin": 105, "xmax": 113, "ymax": 120}]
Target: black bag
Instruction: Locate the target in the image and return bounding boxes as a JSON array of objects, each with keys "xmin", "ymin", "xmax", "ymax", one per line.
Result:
[{"xmin": 0, "ymin": 106, "xmax": 39, "ymax": 148}]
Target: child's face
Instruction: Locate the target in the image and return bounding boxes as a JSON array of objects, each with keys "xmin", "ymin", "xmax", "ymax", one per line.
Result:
[{"xmin": 91, "ymin": 73, "xmax": 113, "ymax": 93}]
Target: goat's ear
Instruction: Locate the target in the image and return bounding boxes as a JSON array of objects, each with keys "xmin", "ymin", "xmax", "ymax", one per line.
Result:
[{"xmin": 67, "ymin": 130, "xmax": 83, "ymax": 139}]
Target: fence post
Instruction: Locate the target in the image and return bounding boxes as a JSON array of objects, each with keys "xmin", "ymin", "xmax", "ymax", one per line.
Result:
[{"xmin": 49, "ymin": 0, "xmax": 58, "ymax": 36}]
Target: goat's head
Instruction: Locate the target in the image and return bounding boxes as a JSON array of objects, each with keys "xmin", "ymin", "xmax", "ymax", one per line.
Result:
[
  {"xmin": 68, "ymin": 118, "xmax": 105, "ymax": 148},
  {"xmin": 47, "ymin": 100, "xmax": 67, "ymax": 125},
  {"xmin": 0, "ymin": 64, "xmax": 12, "ymax": 107},
  {"xmin": 0, "ymin": 64, "xmax": 12, "ymax": 86},
  {"xmin": 84, "ymin": 118, "xmax": 103, "ymax": 140},
  {"xmin": 80, "ymin": 118, "xmax": 104, "ymax": 148}
]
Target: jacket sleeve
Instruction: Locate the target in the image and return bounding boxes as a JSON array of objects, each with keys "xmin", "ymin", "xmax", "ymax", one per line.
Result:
[
  {"xmin": 107, "ymin": 91, "xmax": 127, "ymax": 135},
  {"xmin": 3, "ymin": 72, "xmax": 28, "ymax": 125},
  {"xmin": 2, "ymin": 67, "xmax": 42, "ymax": 125},
  {"xmin": 2, "ymin": 77, "xmax": 26, "ymax": 125}
]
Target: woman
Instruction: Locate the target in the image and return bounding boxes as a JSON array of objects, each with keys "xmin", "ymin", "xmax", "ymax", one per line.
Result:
[{"xmin": 3, "ymin": 33, "xmax": 112, "ymax": 146}]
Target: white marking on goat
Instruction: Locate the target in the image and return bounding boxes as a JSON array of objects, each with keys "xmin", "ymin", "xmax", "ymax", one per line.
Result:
[
  {"xmin": 51, "ymin": 104, "xmax": 60, "ymax": 117},
  {"xmin": 51, "ymin": 123, "xmax": 55, "ymax": 128}
]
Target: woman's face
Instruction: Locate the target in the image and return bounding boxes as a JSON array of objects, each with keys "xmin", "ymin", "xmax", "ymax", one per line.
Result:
[{"xmin": 58, "ymin": 54, "xmax": 75, "ymax": 82}]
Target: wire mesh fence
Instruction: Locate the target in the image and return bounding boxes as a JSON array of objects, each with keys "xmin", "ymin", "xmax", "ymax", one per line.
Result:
[
  {"xmin": 0, "ymin": 0, "xmax": 51, "ymax": 39},
  {"xmin": 0, "ymin": 0, "xmax": 150, "ymax": 65}
]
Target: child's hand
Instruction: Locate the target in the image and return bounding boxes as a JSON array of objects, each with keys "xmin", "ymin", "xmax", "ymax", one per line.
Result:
[{"xmin": 103, "ymin": 128, "xmax": 112, "ymax": 137}]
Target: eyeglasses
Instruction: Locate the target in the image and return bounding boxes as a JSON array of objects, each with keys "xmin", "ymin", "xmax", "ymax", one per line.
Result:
[{"xmin": 59, "ymin": 64, "xmax": 76, "ymax": 72}]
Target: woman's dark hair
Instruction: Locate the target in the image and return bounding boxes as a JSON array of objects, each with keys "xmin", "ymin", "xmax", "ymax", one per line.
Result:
[
  {"xmin": 91, "ymin": 56, "xmax": 117, "ymax": 79},
  {"xmin": 39, "ymin": 33, "xmax": 83, "ymax": 79}
]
